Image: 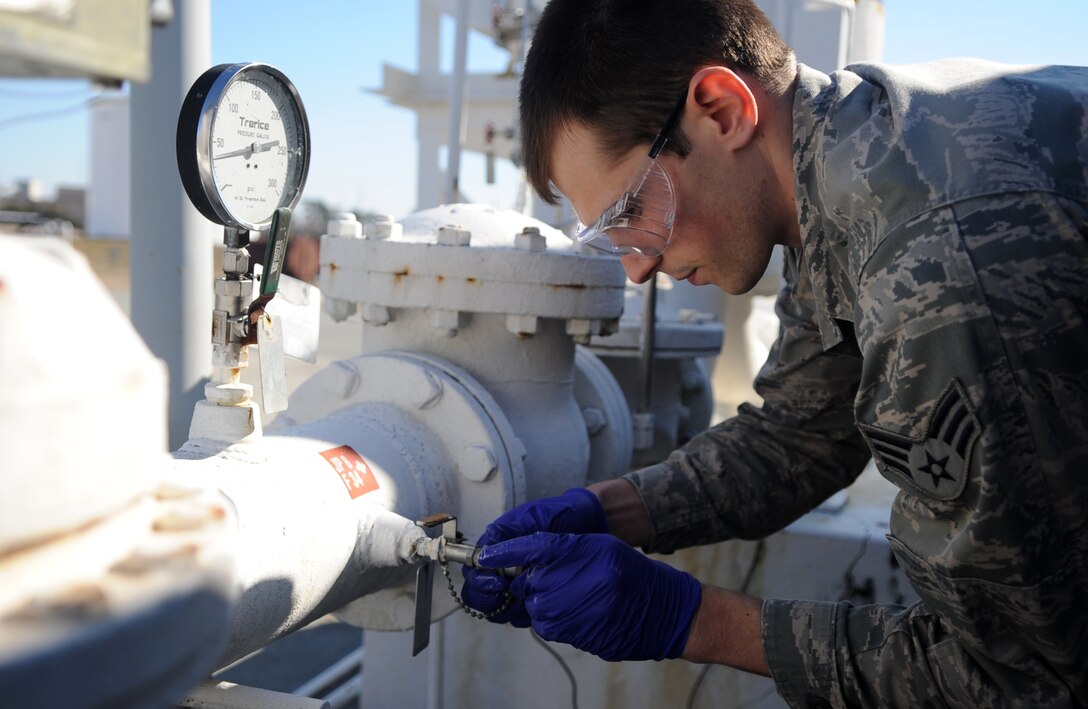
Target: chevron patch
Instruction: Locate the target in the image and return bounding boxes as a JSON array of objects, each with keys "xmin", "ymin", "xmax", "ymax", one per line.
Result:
[{"xmin": 859, "ymin": 380, "xmax": 980, "ymax": 501}]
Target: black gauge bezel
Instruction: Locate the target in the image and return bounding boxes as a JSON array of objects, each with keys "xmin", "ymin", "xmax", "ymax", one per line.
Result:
[{"xmin": 176, "ymin": 62, "xmax": 311, "ymax": 231}]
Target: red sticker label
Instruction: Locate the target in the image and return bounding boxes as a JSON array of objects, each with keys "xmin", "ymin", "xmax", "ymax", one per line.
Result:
[{"xmin": 320, "ymin": 445, "xmax": 379, "ymax": 499}]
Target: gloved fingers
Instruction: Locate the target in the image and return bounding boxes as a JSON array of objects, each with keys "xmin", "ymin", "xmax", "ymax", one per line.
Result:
[
  {"xmin": 460, "ymin": 565, "xmax": 507, "ymax": 592},
  {"xmin": 476, "ymin": 519, "xmax": 521, "ymax": 547},
  {"xmin": 477, "ymin": 488, "xmax": 609, "ymax": 548},
  {"xmin": 460, "ymin": 566, "xmax": 509, "ymax": 610},
  {"xmin": 477, "ymin": 531, "xmax": 577, "ymax": 571},
  {"xmin": 460, "ymin": 566, "xmax": 531, "ymax": 626}
]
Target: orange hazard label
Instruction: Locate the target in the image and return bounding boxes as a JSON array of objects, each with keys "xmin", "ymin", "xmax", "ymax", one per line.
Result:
[{"xmin": 320, "ymin": 445, "xmax": 379, "ymax": 499}]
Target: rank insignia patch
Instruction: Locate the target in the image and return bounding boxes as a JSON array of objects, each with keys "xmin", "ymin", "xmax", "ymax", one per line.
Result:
[{"xmin": 859, "ymin": 380, "xmax": 980, "ymax": 501}]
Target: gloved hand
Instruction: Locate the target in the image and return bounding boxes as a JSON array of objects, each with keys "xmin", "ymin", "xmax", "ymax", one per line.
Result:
[
  {"xmin": 461, "ymin": 488, "xmax": 607, "ymax": 626},
  {"xmin": 477, "ymin": 532, "xmax": 703, "ymax": 662}
]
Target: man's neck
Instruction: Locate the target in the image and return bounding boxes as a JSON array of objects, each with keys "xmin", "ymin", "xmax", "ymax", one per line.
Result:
[{"xmin": 759, "ymin": 70, "xmax": 803, "ymax": 248}]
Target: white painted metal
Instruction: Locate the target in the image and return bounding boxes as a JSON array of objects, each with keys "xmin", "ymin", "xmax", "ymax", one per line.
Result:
[
  {"xmin": 0, "ymin": 237, "xmax": 235, "ymax": 706},
  {"xmin": 291, "ymin": 646, "xmax": 364, "ymax": 699},
  {"xmin": 86, "ymin": 96, "xmax": 131, "ymax": 238},
  {"xmin": 129, "ymin": 0, "xmax": 215, "ymax": 450},
  {"xmin": 584, "ymin": 281, "xmax": 723, "ymax": 464},
  {"xmin": 573, "ymin": 346, "xmax": 633, "ymax": 484},
  {"xmin": 321, "ymin": 205, "xmax": 628, "ymax": 505},
  {"xmin": 170, "ymin": 350, "xmax": 525, "ymax": 661},
  {"xmin": 179, "ymin": 680, "xmax": 330, "ymax": 709},
  {"xmin": 321, "ymin": 205, "xmax": 625, "ymax": 323},
  {"xmin": 445, "ymin": 0, "xmax": 471, "ymax": 204},
  {"xmin": 0, "ymin": 237, "xmax": 166, "ymax": 552}
]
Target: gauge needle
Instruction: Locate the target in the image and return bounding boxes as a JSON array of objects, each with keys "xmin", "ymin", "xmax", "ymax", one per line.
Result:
[{"xmin": 214, "ymin": 139, "xmax": 280, "ymax": 160}]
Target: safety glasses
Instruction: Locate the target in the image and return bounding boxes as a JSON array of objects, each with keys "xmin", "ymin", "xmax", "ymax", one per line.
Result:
[{"xmin": 575, "ymin": 90, "xmax": 688, "ymax": 257}]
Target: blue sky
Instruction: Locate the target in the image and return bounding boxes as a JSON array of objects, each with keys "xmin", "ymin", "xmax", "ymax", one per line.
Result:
[{"xmin": 2, "ymin": 1, "xmax": 1088, "ymax": 219}]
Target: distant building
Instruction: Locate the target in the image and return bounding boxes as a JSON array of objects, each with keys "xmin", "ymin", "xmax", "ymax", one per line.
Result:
[
  {"xmin": 12, "ymin": 178, "xmax": 45, "ymax": 203},
  {"xmin": 54, "ymin": 186, "xmax": 86, "ymax": 227},
  {"xmin": 86, "ymin": 95, "xmax": 130, "ymax": 237}
]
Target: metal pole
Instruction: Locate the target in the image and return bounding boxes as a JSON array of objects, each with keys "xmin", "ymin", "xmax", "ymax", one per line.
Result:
[
  {"xmin": 129, "ymin": 0, "xmax": 214, "ymax": 449},
  {"xmin": 445, "ymin": 0, "xmax": 471, "ymax": 204},
  {"xmin": 638, "ymin": 276, "xmax": 658, "ymax": 414}
]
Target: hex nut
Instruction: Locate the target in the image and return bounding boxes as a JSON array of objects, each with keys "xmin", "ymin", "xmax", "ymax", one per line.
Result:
[
  {"xmin": 323, "ymin": 360, "xmax": 361, "ymax": 399},
  {"xmin": 327, "ymin": 213, "xmax": 362, "ymax": 238},
  {"xmin": 222, "ymin": 249, "xmax": 250, "ymax": 274},
  {"xmin": 430, "ymin": 308, "xmax": 460, "ymax": 332},
  {"xmin": 214, "ymin": 277, "xmax": 247, "ymax": 298},
  {"xmin": 365, "ymin": 217, "xmax": 402, "ymax": 241},
  {"xmin": 459, "ymin": 443, "xmax": 498, "ymax": 482},
  {"xmin": 582, "ymin": 407, "xmax": 607, "ymax": 436},
  {"xmin": 362, "ymin": 303, "xmax": 392, "ymax": 326},
  {"xmin": 515, "ymin": 227, "xmax": 546, "ymax": 252},
  {"xmin": 506, "ymin": 313, "xmax": 538, "ymax": 336},
  {"xmin": 414, "ymin": 369, "xmax": 445, "ymax": 410},
  {"xmin": 680, "ymin": 360, "xmax": 705, "ymax": 392},
  {"xmin": 325, "ymin": 298, "xmax": 358, "ymax": 322},
  {"xmin": 437, "ymin": 225, "xmax": 471, "ymax": 246},
  {"xmin": 566, "ymin": 318, "xmax": 597, "ymax": 336},
  {"xmin": 599, "ymin": 318, "xmax": 621, "ymax": 336}
]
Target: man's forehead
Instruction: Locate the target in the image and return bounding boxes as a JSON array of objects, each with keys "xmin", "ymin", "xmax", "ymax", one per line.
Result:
[
  {"xmin": 549, "ymin": 123, "xmax": 642, "ymax": 211},
  {"xmin": 548, "ymin": 123, "xmax": 607, "ymax": 186}
]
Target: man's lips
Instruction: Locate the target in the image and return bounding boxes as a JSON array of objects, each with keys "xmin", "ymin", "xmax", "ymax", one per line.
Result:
[{"xmin": 674, "ymin": 268, "xmax": 699, "ymax": 285}]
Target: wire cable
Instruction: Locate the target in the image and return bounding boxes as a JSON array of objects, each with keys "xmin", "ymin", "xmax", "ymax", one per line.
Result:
[
  {"xmin": 0, "ymin": 84, "xmax": 97, "ymax": 99},
  {"xmin": 531, "ymin": 629, "xmax": 578, "ymax": 709},
  {"xmin": 0, "ymin": 96, "xmax": 101, "ymax": 132}
]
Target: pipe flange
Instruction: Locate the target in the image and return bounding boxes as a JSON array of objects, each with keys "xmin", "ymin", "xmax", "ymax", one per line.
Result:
[
  {"xmin": 320, "ymin": 204, "xmax": 626, "ymax": 323},
  {"xmin": 573, "ymin": 347, "xmax": 633, "ymax": 483},
  {"xmin": 272, "ymin": 351, "xmax": 526, "ymax": 630}
]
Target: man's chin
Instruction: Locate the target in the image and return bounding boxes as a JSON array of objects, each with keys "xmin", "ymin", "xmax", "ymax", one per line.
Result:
[{"xmin": 705, "ymin": 271, "xmax": 762, "ymax": 296}]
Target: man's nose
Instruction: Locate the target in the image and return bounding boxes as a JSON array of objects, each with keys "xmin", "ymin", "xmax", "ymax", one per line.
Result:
[{"xmin": 620, "ymin": 253, "xmax": 662, "ymax": 284}]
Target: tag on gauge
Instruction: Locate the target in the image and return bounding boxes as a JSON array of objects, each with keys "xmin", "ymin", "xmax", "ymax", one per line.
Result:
[
  {"xmin": 256, "ymin": 312, "xmax": 288, "ymax": 413},
  {"xmin": 249, "ymin": 208, "xmax": 292, "ymax": 413}
]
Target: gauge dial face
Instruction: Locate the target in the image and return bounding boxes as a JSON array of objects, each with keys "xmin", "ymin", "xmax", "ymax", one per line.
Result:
[
  {"xmin": 178, "ymin": 63, "xmax": 310, "ymax": 231},
  {"xmin": 210, "ymin": 70, "xmax": 303, "ymax": 227}
]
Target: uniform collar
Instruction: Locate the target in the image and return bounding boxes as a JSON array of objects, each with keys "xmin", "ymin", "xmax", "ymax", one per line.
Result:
[{"xmin": 791, "ymin": 63, "xmax": 858, "ymax": 352}]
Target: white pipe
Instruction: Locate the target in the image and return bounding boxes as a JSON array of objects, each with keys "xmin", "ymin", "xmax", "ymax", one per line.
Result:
[
  {"xmin": 324, "ymin": 676, "xmax": 363, "ymax": 709},
  {"xmin": 427, "ymin": 617, "xmax": 445, "ymax": 709},
  {"xmin": 181, "ymin": 680, "xmax": 330, "ymax": 709},
  {"xmin": 445, "ymin": 0, "xmax": 471, "ymax": 204},
  {"xmin": 292, "ymin": 646, "xmax": 364, "ymax": 698},
  {"xmin": 129, "ymin": 0, "xmax": 215, "ymax": 449},
  {"xmin": 174, "ymin": 404, "xmax": 451, "ymax": 666}
]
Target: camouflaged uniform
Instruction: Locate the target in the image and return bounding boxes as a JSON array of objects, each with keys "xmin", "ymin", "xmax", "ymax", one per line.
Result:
[{"xmin": 626, "ymin": 60, "xmax": 1088, "ymax": 708}]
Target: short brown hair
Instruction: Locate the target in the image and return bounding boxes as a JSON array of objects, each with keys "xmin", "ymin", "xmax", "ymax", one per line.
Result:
[{"xmin": 520, "ymin": 0, "xmax": 795, "ymax": 204}]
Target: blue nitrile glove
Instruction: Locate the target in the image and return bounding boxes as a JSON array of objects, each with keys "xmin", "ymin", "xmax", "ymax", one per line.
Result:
[
  {"xmin": 477, "ymin": 532, "xmax": 703, "ymax": 662},
  {"xmin": 461, "ymin": 488, "xmax": 607, "ymax": 626}
]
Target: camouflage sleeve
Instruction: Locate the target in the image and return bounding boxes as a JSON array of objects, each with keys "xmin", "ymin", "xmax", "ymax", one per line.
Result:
[
  {"xmin": 625, "ymin": 249, "xmax": 871, "ymax": 553},
  {"xmin": 763, "ymin": 192, "xmax": 1088, "ymax": 708},
  {"xmin": 762, "ymin": 598, "xmax": 1050, "ymax": 709}
]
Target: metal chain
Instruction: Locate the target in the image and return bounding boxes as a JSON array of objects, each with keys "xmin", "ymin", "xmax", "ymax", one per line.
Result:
[{"xmin": 439, "ymin": 560, "xmax": 513, "ymax": 620}]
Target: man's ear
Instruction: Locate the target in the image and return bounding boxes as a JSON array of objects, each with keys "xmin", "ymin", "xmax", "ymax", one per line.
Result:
[{"xmin": 688, "ymin": 66, "xmax": 759, "ymax": 150}]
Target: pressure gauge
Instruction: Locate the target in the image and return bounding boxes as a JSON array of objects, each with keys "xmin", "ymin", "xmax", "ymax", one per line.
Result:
[{"xmin": 177, "ymin": 63, "xmax": 310, "ymax": 231}]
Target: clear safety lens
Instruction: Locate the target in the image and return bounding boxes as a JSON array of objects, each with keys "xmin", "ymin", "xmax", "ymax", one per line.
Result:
[{"xmin": 576, "ymin": 156, "xmax": 675, "ymax": 257}]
